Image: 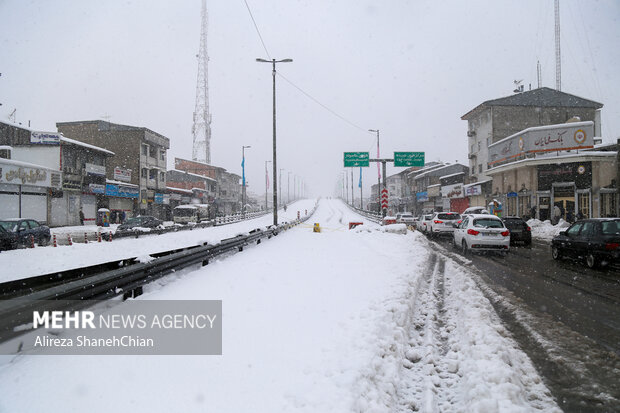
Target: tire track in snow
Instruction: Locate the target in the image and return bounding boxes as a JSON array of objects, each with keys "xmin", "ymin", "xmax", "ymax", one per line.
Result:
[{"xmin": 396, "ymin": 253, "xmax": 460, "ymax": 412}]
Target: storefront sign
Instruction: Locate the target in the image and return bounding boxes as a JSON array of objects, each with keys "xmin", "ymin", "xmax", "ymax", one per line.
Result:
[
  {"xmin": 154, "ymin": 193, "xmax": 164, "ymax": 204},
  {"xmin": 30, "ymin": 131, "xmax": 60, "ymax": 145},
  {"xmin": 85, "ymin": 163, "xmax": 106, "ymax": 176},
  {"xmin": 0, "ymin": 161, "xmax": 59, "ymax": 188},
  {"xmin": 507, "ymin": 192, "xmax": 518, "ymax": 198},
  {"xmin": 465, "ymin": 184, "xmax": 481, "ymax": 196},
  {"xmin": 488, "ymin": 121, "xmax": 594, "ymax": 167},
  {"xmin": 427, "ymin": 185, "xmax": 440, "ymax": 198},
  {"xmin": 416, "ymin": 191, "xmax": 429, "ymax": 202},
  {"xmin": 114, "ymin": 167, "xmax": 132, "ymax": 182},
  {"xmin": 88, "ymin": 184, "xmax": 106, "ymax": 194},
  {"xmin": 441, "ymin": 183, "xmax": 464, "ymax": 199},
  {"xmin": 105, "ymin": 184, "xmax": 139, "ymax": 199},
  {"xmin": 169, "ymin": 193, "xmax": 182, "ymax": 201}
]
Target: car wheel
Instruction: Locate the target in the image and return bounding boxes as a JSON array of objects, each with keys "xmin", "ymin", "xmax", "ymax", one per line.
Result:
[
  {"xmin": 461, "ymin": 240, "xmax": 468, "ymax": 256},
  {"xmin": 39, "ymin": 236, "xmax": 50, "ymax": 247},
  {"xmin": 586, "ymin": 252, "xmax": 598, "ymax": 269},
  {"xmin": 551, "ymin": 246, "xmax": 562, "ymax": 260}
]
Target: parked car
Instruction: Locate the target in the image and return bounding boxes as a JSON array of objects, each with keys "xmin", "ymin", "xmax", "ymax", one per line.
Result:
[
  {"xmin": 453, "ymin": 214, "xmax": 510, "ymax": 255},
  {"xmin": 501, "ymin": 216, "xmax": 532, "ymax": 245},
  {"xmin": 395, "ymin": 213, "xmax": 415, "ymax": 225},
  {"xmin": 0, "ymin": 226, "xmax": 18, "ymax": 251},
  {"xmin": 0, "ymin": 218, "xmax": 51, "ymax": 247},
  {"xmin": 117, "ymin": 216, "xmax": 163, "ymax": 232},
  {"xmin": 427, "ymin": 212, "xmax": 461, "ymax": 238},
  {"xmin": 418, "ymin": 214, "xmax": 434, "ymax": 234},
  {"xmin": 551, "ymin": 218, "xmax": 620, "ymax": 268}
]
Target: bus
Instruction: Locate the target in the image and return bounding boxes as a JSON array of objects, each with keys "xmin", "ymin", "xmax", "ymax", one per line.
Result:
[{"xmin": 172, "ymin": 204, "xmax": 210, "ymax": 224}]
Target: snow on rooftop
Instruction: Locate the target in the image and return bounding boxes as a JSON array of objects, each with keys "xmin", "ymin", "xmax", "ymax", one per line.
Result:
[
  {"xmin": 172, "ymin": 169, "xmax": 216, "ymax": 182},
  {"xmin": 0, "ymin": 157, "xmax": 59, "ymax": 171},
  {"xmin": 60, "ymin": 136, "xmax": 115, "ymax": 155},
  {"xmin": 166, "ymin": 186, "xmax": 194, "ymax": 194},
  {"xmin": 106, "ymin": 179, "xmax": 138, "ymax": 188},
  {"xmin": 439, "ymin": 171, "xmax": 465, "ymax": 180}
]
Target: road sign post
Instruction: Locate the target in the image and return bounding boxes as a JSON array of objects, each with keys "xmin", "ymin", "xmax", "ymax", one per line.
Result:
[
  {"xmin": 394, "ymin": 152, "xmax": 425, "ymax": 167},
  {"xmin": 344, "ymin": 152, "xmax": 370, "ymax": 167}
]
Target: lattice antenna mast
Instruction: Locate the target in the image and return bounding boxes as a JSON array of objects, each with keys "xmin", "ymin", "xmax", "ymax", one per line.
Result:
[
  {"xmin": 554, "ymin": 0, "xmax": 561, "ymax": 91},
  {"xmin": 192, "ymin": 0, "xmax": 212, "ymax": 164}
]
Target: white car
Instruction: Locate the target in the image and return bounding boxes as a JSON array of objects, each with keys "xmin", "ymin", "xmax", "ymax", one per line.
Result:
[
  {"xmin": 418, "ymin": 214, "xmax": 434, "ymax": 234},
  {"xmin": 395, "ymin": 213, "xmax": 415, "ymax": 225},
  {"xmin": 427, "ymin": 212, "xmax": 461, "ymax": 238},
  {"xmin": 453, "ymin": 214, "xmax": 510, "ymax": 255}
]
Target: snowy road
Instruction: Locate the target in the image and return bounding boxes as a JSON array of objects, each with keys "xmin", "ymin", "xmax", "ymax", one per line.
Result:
[{"xmin": 0, "ymin": 198, "xmax": 559, "ymax": 412}]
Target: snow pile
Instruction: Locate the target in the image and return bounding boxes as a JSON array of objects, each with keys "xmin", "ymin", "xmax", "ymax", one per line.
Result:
[
  {"xmin": 381, "ymin": 224, "xmax": 408, "ymax": 234},
  {"xmin": 527, "ymin": 218, "xmax": 571, "ymax": 241}
]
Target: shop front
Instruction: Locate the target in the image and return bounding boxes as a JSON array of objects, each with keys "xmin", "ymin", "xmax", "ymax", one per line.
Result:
[
  {"xmin": 105, "ymin": 181, "xmax": 139, "ymax": 223},
  {"xmin": 0, "ymin": 159, "xmax": 61, "ymax": 223}
]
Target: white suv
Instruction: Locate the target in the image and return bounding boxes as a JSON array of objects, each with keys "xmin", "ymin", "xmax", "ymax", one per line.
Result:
[
  {"xmin": 453, "ymin": 214, "xmax": 510, "ymax": 255},
  {"xmin": 427, "ymin": 212, "xmax": 461, "ymax": 238},
  {"xmin": 395, "ymin": 213, "xmax": 415, "ymax": 225}
]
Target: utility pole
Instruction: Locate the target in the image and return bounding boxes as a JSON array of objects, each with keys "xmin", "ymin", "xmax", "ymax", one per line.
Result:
[
  {"xmin": 369, "ymin": 129, "xmax": 381, "ymax": 213},
  {"xmin": 359, "ymin": 167, "xmax": 363, "ymax": 210},
  {"xmin": 554, "ymin": 0, "xmax": 562, "ymax": 91},
  {"xmin": 256, "ymin": 57, "xmax": 293, "ymax": 225},
  {"xmin": 265, "ymin": 160, "xmax": 271, "ymax": 211},
  {"xmin": 350, "ymin": 169, "xmax": 354, "ymax": 207},
  {"xmin": 241, "ymin": 145, "xmax": 251, "ymax": 216},
  {"xmin": 279, "ymin": 168, "xmax": 284, "ymax": 207}
]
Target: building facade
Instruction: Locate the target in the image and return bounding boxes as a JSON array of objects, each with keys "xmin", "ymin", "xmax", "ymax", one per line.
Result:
[{"xmin": 57, "ymin": 120, "xmax": 170, "ymax": 220}]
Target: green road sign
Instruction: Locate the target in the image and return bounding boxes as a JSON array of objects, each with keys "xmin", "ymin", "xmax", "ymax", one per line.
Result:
[
  {"xmin": 344, "ymin": 152, "xmax": 369, "ymax": 167},
  {"xmin": 394, "ymin": 152, "xmax": 425, "ymax": 167}
]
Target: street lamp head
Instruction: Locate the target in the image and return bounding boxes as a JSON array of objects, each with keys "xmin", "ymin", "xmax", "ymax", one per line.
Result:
[
  {"xmin": 256, "ymin": 58, "xmax": 270, "ymax": 63},
  {"xmin": 368, "ymin": 129, "xmax": 378, "ymax": 133},
  {"xmin": 279, "ymin": 58, "xmax": 293, "ymax": 63}
]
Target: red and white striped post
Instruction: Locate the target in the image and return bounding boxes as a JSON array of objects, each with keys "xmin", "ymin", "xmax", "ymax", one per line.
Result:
[
  {"xmin": 84, "ymin": 232, "xmax": 88, "ymax": 244},
  {"xmin": 29, "ymin": 235, "xmax": 35, "ymax": 248},
  {"xmin": 108, "ymin": 231, "xmax": 113, "ymax": 242},
  {"xmin": 53, "ymin": 234, "xmax": 57, "ymax": 247},
  {"xmin": 97, "ymin": 232, "xmax": 102, "ymax": 242},
  {"xmin": 67, "ymin": 234, "xmax": 73, "ymax": 246}
]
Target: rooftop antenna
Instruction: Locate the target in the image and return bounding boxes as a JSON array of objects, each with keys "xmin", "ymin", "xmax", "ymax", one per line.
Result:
[
  {"xmin": 554, "ymin": 0, "xmax": 562, "ymax": 91},
  {"xmin": 191, "ymin": 0, "xmax": 212, "ymax": 165},
  {"xmin": 513, "ymin": 79, "xmax": 524, "ymax": 93},
  {"xmin": 537, "ymin": 60, "xmax": 542, "ymax": 88},
  {"xmin": 8, "ymin": 108, "xmax": 16, "ymax": 123}
]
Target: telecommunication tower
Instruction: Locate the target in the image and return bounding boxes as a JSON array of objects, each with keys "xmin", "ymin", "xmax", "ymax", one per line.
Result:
[
  {"xmin": 554, "ymin": 0, "xmax": 561, "ymax": 91},
  {"xmin": 192, "ymin": 0, "xmax": 212, "ymax": 164}
]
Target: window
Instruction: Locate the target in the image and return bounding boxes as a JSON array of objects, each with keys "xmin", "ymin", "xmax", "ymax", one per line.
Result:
[
  {"xmin": 581, "ymin": 222, "xmax": 596, "ymax": 237},
  {"xmin": 477, "ymin": 141, "xmax": 481, "ymax": 151},
  {"xmin": 28, "ymin": 220, "xmax": 40, "ymax": 228},
  {"xmin": 149, "ymin": 146, "xmax": 156, "ymax": 158},
  {"xmin": 471, "ymin": 166, "xmax": 475, "ymax": 175},
  {"xmin": 149, "ymin": 169, "xmax": 157, "ymax": 180},
  {"xmin": 141, "ymin": 168, "xmax": 147, "ymax": 178},
  {"xmin": 473, "ymin": 218, "xmax": 503, "ymax": 228},
  {"xmin": 160, "ymin": 150, "xmax": 165, "ymax": 161},
  {"xmin": 478, "ymin": 164, "xmax": 482, "ymax": 173},
  {"xmin": 19, "ymin": 221, "xmax": 29, "ymax": 231},
  {"xmin": 566, "ymin": 222, "xmax": 583, "ymax": 236},
  {"xmin": 601, "ymin": 193, "xmax": 618, "ymax": 217},
  {"xmin": 160, "ymin": 172, "xmax": 165, "ymax": 181},
  {"xmin": 142, "ymin": 144, "xmax": 148, "ymax": 156},
  {"xmin": 578, "ymin": 193, "xmax": 590, "ymax": 219}
]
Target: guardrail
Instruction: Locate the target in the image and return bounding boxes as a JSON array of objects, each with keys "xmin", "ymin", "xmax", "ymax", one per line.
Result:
[
  {"xmin": 340, "ymin": 200, "xmax": 383, "ymax": 223},
  {"xmin": 0, "ymin": 200, "xmax": 319, "ymax": 344}
]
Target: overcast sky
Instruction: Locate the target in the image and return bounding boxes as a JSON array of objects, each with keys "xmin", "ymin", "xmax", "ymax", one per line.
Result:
[{"xmin": 1, "ymin": 0, "xmax": 619, "ymax": 199}]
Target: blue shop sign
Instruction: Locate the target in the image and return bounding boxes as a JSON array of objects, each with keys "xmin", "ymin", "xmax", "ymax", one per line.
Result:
[
  {"xmin": 507, "ymin": 192, "xmax": 518, "ymax": 198},
  {"xmin": 416, "ymin": 191, "xmax": 429, "ymax": 202},
  {"xmin": 154, "ymin": 193, "xmax": 164, "ymax": 204},
  {"xmin": 106, "ymin": 184, "xmax": 139, "ymax": 199}
]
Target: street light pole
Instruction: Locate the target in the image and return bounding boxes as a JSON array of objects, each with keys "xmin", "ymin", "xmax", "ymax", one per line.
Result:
[
  {"xmin": 279, "ymin": 168, "xmax": 284, "ymax": 207},
  {"xmin": 241, "ymin": 145, "xmax": 251, "ymax": 217},
  {"xmin": 287, "ymin": 172, "xmax": 292, "ymax": 204},
  {"xmin": 369, "ymin": 129, "xmax": 380, "ymax": 213},
  {"xmin": 265, "ymin": 160, "xmax": 271, "ymax": 211},
  {"xmin": 257, "ymin": 57, "xmax": 293, "ymax": 226}
]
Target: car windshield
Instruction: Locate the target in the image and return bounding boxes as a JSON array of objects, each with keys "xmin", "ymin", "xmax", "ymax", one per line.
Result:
[
  {"xmin": 0, "ymin": 221, "xmax": 16, "ymax": 232},
  {"xmin": 473, "ymin": 218, "xmax": 504, "ymax": 228},
  {"xmin": 123, "ymin": 217, "xmax": 142, "ymax": 226}
]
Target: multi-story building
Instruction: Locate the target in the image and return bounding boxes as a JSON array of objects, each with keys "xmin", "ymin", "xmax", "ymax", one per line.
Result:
[
  {"xmin": 0, "ymin": 120, "xmax": 113, "ymax": 225},
  {"xmin": 174, "ymin": 158, "xmax": 241, "ymax": 215},
  {"xmin": 57, "ymin": 120, "xmax": 170, "ymax": 219},
  {"xmin": 461, "ymin": 87, "xmax": 603, "ymax": 182},
  {"xmin": 413, "ymin": 163, "xmax": 469, "ymax": 213}
]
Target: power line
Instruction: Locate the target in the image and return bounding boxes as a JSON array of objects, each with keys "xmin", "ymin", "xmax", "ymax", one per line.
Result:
[
  {"xmin": 277, "ymin": 71, "xmax": 372, "ymax": 135},
  {"xmin": 243, "ymin": 0, "xmax": 271, "ymax": 59}
]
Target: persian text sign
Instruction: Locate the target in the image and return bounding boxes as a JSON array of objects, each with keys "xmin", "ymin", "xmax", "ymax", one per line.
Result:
[
  {"xmin": 0, "ymin": 161, "xmax": 56, "ymax": 188},
  {"xmin": 344, "ymin": 152, "xmax": 369, "ymax": 167},
  {"xmin": 441, "ymin": 183, "xmax": 464, "ymax": 199},
  {"xmin": 114, "ymin": 167, "xmax": 132, "ymax": 182},
  {"xmin": 30, "ymin": 131, "xmax": 60, "ymax": 145},
  {"xmin": 488, "ymin": 121, "xmax": 594, "ymax": 167},
  {"xmin": 394, "ymin": 152, "xmax": 424, "ymax": 167}
]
